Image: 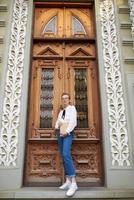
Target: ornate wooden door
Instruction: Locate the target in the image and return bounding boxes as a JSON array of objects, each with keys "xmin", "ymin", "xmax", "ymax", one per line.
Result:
[{"xmin": 24, "ymin": 2, "xmax": 103, "ymax": 187}]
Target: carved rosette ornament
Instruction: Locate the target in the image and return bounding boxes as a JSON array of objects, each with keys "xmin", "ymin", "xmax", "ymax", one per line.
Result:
[
  {"xmin": 100, "ymin": 0, "xmax": 130, "ymax": 167},
  {"xmin": 128, "ymin": 0, "xmax": 134, "ymax": 47},
  {"xmin": 0, "ymin": 0, "xmax": 28, "ymax": 167}
]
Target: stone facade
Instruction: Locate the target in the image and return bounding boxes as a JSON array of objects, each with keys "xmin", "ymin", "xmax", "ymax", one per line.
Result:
[{"xmin": 0, "ymin": 0, "xmax": 134, "ymax": 198}]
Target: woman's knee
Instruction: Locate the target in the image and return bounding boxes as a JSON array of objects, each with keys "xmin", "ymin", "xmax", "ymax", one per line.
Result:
[{"xmin": 62, "ymin": 151, "xmax": 71, "ymax": 160}]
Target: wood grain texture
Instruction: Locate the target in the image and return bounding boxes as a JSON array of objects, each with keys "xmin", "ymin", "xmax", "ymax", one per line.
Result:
[{"xmin": 24, "ymin": 2, "xmax": 103, "ymax": 187}]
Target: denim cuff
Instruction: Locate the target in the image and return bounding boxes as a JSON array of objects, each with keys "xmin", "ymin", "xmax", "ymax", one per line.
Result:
[{"xmin": 65, "ymin": 175, "xmax": 76, "ymax": 178}]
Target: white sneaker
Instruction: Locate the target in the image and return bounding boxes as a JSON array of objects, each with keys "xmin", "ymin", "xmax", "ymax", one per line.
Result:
[
  {"xmin": 66, "ymin": 183, "xmax": 78, "ymax": 197},
  {"xmin": 59, "ymin": 182, "xmax": 71, "ymax": 190}
]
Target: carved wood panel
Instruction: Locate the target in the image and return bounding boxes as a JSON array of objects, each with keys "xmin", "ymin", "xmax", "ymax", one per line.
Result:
[
  {"xmin": 25, "ymin": 143, "xmax": 61, "ymax": 186},
  {"xmin": 72, "ymin": 143, "xmax": 102, "ymax": 185}
]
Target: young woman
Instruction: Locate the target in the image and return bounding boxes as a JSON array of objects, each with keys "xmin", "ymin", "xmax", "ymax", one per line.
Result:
[{"xmin": 55, "ymin": 92, "xmax": 78, "ymax": 197}]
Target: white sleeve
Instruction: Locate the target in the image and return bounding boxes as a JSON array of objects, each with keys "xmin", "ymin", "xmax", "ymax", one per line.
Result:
[
  {"xmin": 66, "ymin": 106, "xmax": 77, "ymax": 133},
  {"xmin": 55, "ymin": 111, "xmax": 61, "ymax": 129}
]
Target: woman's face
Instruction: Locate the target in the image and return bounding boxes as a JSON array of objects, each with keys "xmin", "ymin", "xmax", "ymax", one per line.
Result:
[{"xmin": 61, "ymin": 95, "xmax": 70, "ymax": 107}]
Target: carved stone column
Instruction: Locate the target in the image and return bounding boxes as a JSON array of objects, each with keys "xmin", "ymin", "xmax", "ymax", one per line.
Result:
[
  {"xmin": 0, "ymin": 0, "xmax": 28, "ymax": 167},
  {"xmin": 100, "ymin": 0, "xmax": 130, "ymax": 167}
]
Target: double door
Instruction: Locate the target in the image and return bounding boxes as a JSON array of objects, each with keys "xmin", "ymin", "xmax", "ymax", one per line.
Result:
[{"xmin": 24, "ymin": 2, "xmax": 103, "ymax": 186}]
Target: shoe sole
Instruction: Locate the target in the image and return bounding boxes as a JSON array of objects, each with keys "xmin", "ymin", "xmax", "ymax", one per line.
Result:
[
  {"xmin": 66, "ymin": 188, "xmax": 78, "ymax": 197},
  {"xmin": 59, "ymin": 186, "xmax": 71, "ymax": 190},
  {"xmin": 59, "ymin": 188, "xmax": 70, "ymax": 190}
]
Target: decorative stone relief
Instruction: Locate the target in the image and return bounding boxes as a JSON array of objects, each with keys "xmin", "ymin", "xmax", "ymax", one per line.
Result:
[
  {"xmin": 0, "ymin": 0, "xmax": 28, "ymax": 167},
  {"xmin": 128, "ymin": 0, "xmax": 134, "ymax": 48},
  {"xmin": 100, "ymin": 0, "xmax": 130, "ymax": 167}
]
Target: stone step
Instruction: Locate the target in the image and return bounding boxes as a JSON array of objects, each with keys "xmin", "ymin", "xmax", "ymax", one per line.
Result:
[
  {"xmin": 120, "ymin": 21, "xmax": 132, "ymax": 29},
  {"xmin": 0, "ymin": 4, "xmax": 7, "ymax": 12},
  {"xmin": 0, "ymin": 19, "xmax": 6, "ymax": 27},
  {"xmin": 118, "ymin": 5, "xmax": 130, "ymax": 14},
  {"xmin": 0, "ymin": 188, "xmax": 134, "ymax": 199}
]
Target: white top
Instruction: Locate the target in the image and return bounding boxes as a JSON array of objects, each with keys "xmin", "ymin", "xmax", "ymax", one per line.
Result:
[{"xmin": 55, "ymin": 105, "xmax": 77, "ymax": 133}]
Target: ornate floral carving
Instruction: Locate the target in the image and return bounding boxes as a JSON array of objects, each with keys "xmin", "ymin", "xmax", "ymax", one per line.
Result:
[
  {"xmin": 0, "ymin": 0, "xmax": 28, "ymax": 167},
  {"xmin": 72, "ymin": 144, "xmax": 100, "ymax": 178},
  {"xmin": 100, "ymin": 0, "xmax": 130, "ymax": 166},
  {"xmin": 27, "ymin": 144, "xmax": 61, "ymax": 178},
  {"xmin": 128, "ymin": 0, "xmax": 134, "ymax": 47}
]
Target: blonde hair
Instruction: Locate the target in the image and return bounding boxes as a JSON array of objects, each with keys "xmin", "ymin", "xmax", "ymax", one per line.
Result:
[{"xmin": 61, "ymin": 92, "xmax": 70, "ymax": 99}]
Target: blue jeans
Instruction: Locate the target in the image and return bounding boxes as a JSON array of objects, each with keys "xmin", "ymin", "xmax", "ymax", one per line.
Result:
[{"xmin": 57, "ymin": 131, "xmax": 76, "ymax": 177}]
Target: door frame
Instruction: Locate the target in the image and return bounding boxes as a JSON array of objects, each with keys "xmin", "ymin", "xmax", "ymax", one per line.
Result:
[{"xmin": 23, "ymin": 0, "xmax": 105, "ymax": 187}]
